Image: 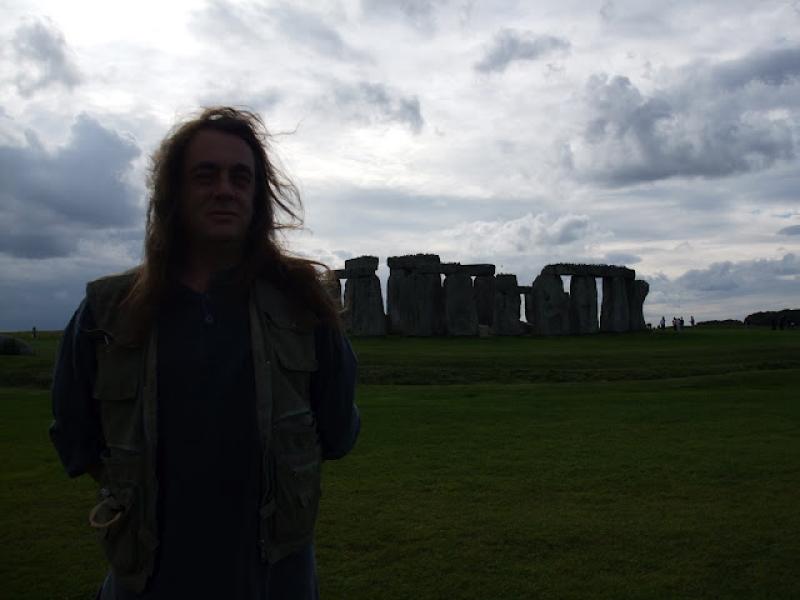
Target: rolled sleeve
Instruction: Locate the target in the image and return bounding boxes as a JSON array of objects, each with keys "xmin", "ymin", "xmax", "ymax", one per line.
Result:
[
  {"xmin": 310, "ymin": 325, "xmax": 360, "ymax": 461},
  {"xmin": 49, "ymin": 299, "xmax": 104, "ymax": 478}
]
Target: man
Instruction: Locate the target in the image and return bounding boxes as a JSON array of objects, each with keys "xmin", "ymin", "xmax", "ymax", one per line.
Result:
[{"xmin": 50, "ymin": 107, "xmax": 359, "ymax": 599}]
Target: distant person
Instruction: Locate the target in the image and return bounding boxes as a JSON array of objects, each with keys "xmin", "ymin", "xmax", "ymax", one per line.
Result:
[
  {"xmin": 679, "ymin": 316, "xmax": 684, "ymax": 331},
  {"xmin": 660, "ymin": 316, "xmax": 666, "ymax": 330},
  {"xmin": 31, "ymin": 326, "xmax": 37, "ymax": 339},
  {"xmin": 672, "ymin": 317, "xmax": 677, "ymax": 331},
  {"xmin": 50, "ymin": 107, "xmax": 360, "ymax": 599},
  {"xmin": 690, "ymin": 316, "xmax": 695, "ymax": 327}
]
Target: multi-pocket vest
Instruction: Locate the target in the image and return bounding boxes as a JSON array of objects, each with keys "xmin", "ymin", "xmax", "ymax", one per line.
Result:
[{"xmin": 85, "ymin": 272, "xmax": 322, "ymax": 593}]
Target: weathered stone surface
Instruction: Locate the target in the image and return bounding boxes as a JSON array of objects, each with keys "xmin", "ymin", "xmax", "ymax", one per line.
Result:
[
  {"xmin": 569, "ymin": 275, "xmax": 598, "ymax": 334},
  {"xmin": 628, "ymin": 279, "xmax": 649, "ymax": 331},
  {"xmin": 386, "ymin": 267, "xmax": 408, "ymax": 333},
  {"xmin": 474, "ymin": 275, "xmax": 495, "ymax": 327},
  {"xmin": 387, "ymin": 254, "xmax": 440, "ymax": 270},
  {"xmin": 542, "ymin": 263, "xmax": 635, "ymax": 280},
  {"xmin": 343, "ymin": 266, "xmax": 378, "ymax": 278},
  {"xmin": 492, "ymin": 274, "xmax": 524, "ymax": 335},
  {"xmin": 345, "ymin": 256, "xmax": 379, "ymax": 271},
  {"xmin": 531, "ymin": 274, "xmax": 570, "ymax": 335},
  {"xmin": 386, "ymin": 254, "xmax": 444, "ymax": 336},
  {"xmin": 431, "ymin": 263, "xmax": 495, "ymax": 276},
  {"xmin": 0, "ymin": 335, "xmax": 34, "ymax": 356},
  {"xmin": 600, "ymin": 276, "xmax": 631, "ymax": 332},
  {"xmin": 443, "ymin": 272, "xmax": 478, "ymax": 336},
  {"xmin": 463, "ymin": 264, "xmax": 495, "ymax": 277},
  {"xmin": 344, "ymin": 275, "xmax": 386, "ymax": 336}
]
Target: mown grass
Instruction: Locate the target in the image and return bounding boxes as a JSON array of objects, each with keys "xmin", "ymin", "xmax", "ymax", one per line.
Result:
[{"xmin": 1, "ymin": 328, "xmax": 799, "ymax": 598}]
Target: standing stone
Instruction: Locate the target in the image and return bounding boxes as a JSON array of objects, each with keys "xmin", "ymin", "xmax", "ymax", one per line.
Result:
[
  {"xmin": 531, "ymin": 274, "xmax": 570, "ymax": 336},
  {"xmin": 628, "ymin": 279, "xmax": 649, "ymax": 331},
  {"xmin": 324, "ymin": 272, "xmax": 343, "ymax": 310},
  {"xmin": 443, "ymin": 271, "xmax": 478, "ymax": 336},
  {"xmin": 386, "ymin": 267, "xmax": 408, "ymax": 333},
  {"xmin": 569, "ymin": 275, "xmax": 598, "ymax": 334},
  {"xmin": 344, "ymin": 275, "xmax": 386, "ymax": 336},
  {"xmin": 386, "ymin": 254, "xmax": 444, "ymax": 336},
  {"xmin": 492, "ymin": 274, "xmax": 524, "ymax": 335},
  {"xmin": 342, "ymin": 256, "xmax": 385, "ymax": 336},
  {"xmin": 474, "ymin": 275, "xmax": 495, "ymax": 327},
  {"xmin": 600, "ymin": 276, "xmax": 630, "ymax": 332}
]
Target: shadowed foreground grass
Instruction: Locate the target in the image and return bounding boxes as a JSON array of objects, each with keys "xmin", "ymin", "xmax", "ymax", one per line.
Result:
[{"xmin": 1, "ymin": 329, "xmax": 799, "ymax": 598}]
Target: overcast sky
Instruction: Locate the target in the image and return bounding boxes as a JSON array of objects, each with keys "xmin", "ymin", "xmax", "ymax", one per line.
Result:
[{"xmin": 1, "ymin": 0, "xmax": 799, "ymax": 330}]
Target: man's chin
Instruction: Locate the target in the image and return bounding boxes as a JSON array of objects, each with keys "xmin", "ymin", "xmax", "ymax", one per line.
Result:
[{"xmin": 201, "ymin": 230, "xmax": 247, "ymax": 245}]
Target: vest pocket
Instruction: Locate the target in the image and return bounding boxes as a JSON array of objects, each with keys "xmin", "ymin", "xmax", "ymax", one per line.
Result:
[
  {"xmin": 89, "ymin": 448, "xmax": 143, "ymax": 577},
  {"xmin": 93, "ymin": 344, "xmax": 143, "ymax": 451},
  {"xmin": 271, "ymin": 448, "xmax": 322, "ymax": 544}
]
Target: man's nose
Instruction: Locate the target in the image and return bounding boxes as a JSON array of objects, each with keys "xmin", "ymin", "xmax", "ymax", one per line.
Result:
[{"xmin": 214, "ymin": 172, "xmax": 237, "ymax": 197}]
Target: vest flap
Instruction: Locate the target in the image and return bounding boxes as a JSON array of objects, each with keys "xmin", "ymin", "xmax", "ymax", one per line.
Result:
[
  {"xmin": 270, "ymin": 326, "xmax": 318, "ymax": 372},
  {"xmin": 254, "ymin": 279, "xmax": 318, "ymax": 371},
  {"xmin": 94, "ymin": 347, "xmax": 140, "ymax": 400},
  {"xmin": 254, "ymin": 278, "xmax": 316, "ymax": 331}
]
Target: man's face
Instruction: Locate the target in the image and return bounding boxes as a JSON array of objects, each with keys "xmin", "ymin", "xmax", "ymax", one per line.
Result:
[{"xmin": 180, "ymin": 129, "xmax": 256, "ymax": 246}]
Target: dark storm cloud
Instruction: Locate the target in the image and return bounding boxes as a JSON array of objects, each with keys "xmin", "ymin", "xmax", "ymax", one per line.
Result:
[
  {"xmin": 0, "ymin": 114, "xmax": 141, "ymax": 259},
  {"xmin": 10, "ymin": 18, "xmax": 81, "ymax": 97},
  {"xmin": 474, "ymin": 29, "xmax": 570, "ymax": 73},
  {"xmin": 330, "ymin": 81, "xmax": 424, "ymax": 133},
  {"xmin": 570, "ymin": 45, "xmax": 800, "ymax": 186},
  {"xmin": 778, "ymin": 224, "xmax": 800, "ymax": 235},
  {"xmin": 674, "ymin": 254, "xmax": 800, "ymax": 294},
  {"xmin": 711, "ymin": 47, "xmax": 800, "ymax": 89}
]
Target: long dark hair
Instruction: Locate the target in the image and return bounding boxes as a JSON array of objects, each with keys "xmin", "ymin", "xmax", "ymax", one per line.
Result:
[{"xmin": 122, "ymin": 106, "xmax": 340, "ymax": 339}]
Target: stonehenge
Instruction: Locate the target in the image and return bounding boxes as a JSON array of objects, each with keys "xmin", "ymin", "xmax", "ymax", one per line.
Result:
[
  {"xmin": 628, "ymin": 280, "xmax": 650, "ymax": 331},
  {"xmin": 442, "ymin": 265, "xmax": 479, "ymax": 336},
  {"xmin": 387, "ymin": 254, "xmax": 444, "ymax": 336},
  {"xmin": 530, "ymin": 273, "xmax": 570, "ymax": 335},
  {"xmin": 600, "ymin": 276, "xmax": 631, "ymax": 333},
  {"xmin": 331, "ymin": 256, "xmax": 649, "ymax": 337},
  {"xmin": 569, "ymin": 275, "xmax": 599, "ymax": 334},
  {"xmin": 492, "ymin": 274, "xmax": 524, "ymax": 336},
  {"xmin": 340, "ymin": 256, "xmax": 386, "ymax": 336}
]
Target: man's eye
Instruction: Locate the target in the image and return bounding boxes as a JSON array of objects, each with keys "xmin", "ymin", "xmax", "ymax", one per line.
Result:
[
  {"xmin": 233, "ymin": 175, "xmax": 251, "ymax": 187},
  {"xmin": 195, "ymin": 172, "xmax": 214, "ymax": 184}
]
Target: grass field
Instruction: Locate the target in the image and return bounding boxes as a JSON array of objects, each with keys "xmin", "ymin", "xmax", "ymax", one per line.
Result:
[{"xmin": 1, "ymin": 328, "xmax": 799, "ymax": 599}]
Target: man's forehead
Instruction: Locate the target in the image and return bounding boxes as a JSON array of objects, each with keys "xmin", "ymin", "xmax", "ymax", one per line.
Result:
[{"xmin": 184, "ymin": 129, "xmax": 256, "ymax": 169}]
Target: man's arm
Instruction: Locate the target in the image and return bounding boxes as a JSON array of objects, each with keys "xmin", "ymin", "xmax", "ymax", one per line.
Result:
[
  {"xmin": 310, "ymin": 325, "xmax": 360, "ymax": 460},
  {"xmin": 50, "ymin": 299, "xmax": 105, "ymax": 479}
]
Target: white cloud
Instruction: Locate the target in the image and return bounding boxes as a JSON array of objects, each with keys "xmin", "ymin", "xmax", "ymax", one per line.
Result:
[{"xmin": 8, "ymin": 17, "xmax": 81, "ymax": 97}]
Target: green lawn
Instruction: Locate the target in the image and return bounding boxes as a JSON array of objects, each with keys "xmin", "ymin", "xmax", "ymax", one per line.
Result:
[{"xmin": 1, "ymin": 328, "xmax": 798, "ymax": 598}]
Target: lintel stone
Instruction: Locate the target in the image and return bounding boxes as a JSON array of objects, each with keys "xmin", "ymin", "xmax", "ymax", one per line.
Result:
[{"xmin": 542, "ymin": 263, "xmax": 635, "ymax": 279}]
